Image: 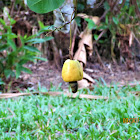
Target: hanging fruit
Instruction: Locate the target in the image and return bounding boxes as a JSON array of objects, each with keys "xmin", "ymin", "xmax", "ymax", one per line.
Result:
[{"xmin": 62, "ymin": 59, "xmax": 83, "ymax": 93}]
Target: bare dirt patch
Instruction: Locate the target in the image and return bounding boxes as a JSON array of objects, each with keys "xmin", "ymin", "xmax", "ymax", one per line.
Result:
[{"xmin": 19, "ymin": 60, "xmax": 140, "ymax": 91}]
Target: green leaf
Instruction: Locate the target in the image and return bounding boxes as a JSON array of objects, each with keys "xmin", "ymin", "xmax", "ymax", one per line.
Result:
[
  {"xmin": 0, "ymin": 18, "xmax": 6, "ymax": 26},
  {"xmin": 27, "ymin": 0, "xmax": 65, "ymax": 14},
  {"xmin": 16, "ymin": 64, "xmax": 32, "ymax": 78},
  {"xmin": 104, "ymin": 1, "xmax": 110, "ymax": 10},
  {"xmin": 19, "ymin": 55, "xmax": 37, "ymax": 62},
  {"xmin": 18, "ymin": 36, "xmax": 25, "ymax": 47},
  {"xmin": 16, "ymin": 64, "xmax": 21, "ymax": 79},
  {"xmin": 0, "ymin": 78, "xmax": 5, "ymax": 85},
  {"xmin": 98, "ymin": 40, "xmax": 104, "ymax": 43},
  {"xmin": 37, "ymin": 26, "xmax": 54, "ymax": 36},
  {"xmin": 8, "ymin": 15, "xmax": 16, "ymax": 25},
  {"xmin": 8, "ymin": 39, "xmax": 16, "ymax": 51},
  {"xmin": 0, "ymin": 81, "xmax": 5, "ymax": 85},
  {"xmin": 75, "ymin": 17, "xmax": 81, "ymax": 27},
  {"xmin": 23, "ymin": 45, "xmax": 40, "ymax": 53},
  {"xmin": 105, "ymin": 15, "xmax": 109, "ymax": 24},
  {"xmin": 113, "ymin": 17, "xmax": 119, "ymax": 25},
  {"xmin": 19, "ymin": 59, "xmax": 29, "ymax": 65},
  {"xmin": 7, "ymin": 52, "xmax": 17, "ymax": 66},
  {"xmin": 94, "ymin": 34, "xmax": 98, "ymax": 40},
  {"xmin": 98, "ymin": 24, "xmax": 108, "ymax": 30},
  {"xmin": 38, "ymin": 21, "xmax": 45, "ymax": 28},
  {"xmin": 26, "ymin": 36, "xmax": 53, "ymax": 44},
  {"xmin": 85, "ymin": 18, "xmax": 97, "ymax": 30},
  {"xmin": 21, "ymin": 67, "xmax": 32, "ymax": 74},
  {"xmin": 0, "ymin": 44, "xmax": 9, "ymax": 52},
  {"xmin": 128, "ymin": 6, "xmax": 135, "ymax": 16},
  {"xmin": 7, "ymin": 33, "xmax": 17, "ymax": 39},
  {"xmin": 0, "ymin": 62, "xmax": 4, "ymax": 74},
  {"xmin": 77, "ymin": 3, "xmax": 85, "ymax": 12},
  {"xmin": 4, "ymin": 69, "xmax": 15, "ymax": 79},
  {"xmin": 34, "ymin": 57, "xmax": 47, "ymax": 61}
]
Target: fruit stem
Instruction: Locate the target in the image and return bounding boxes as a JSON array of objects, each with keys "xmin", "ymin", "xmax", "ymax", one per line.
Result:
[
  {"xmin": 69, "ymin": 81, "xmax": 78, "ymax": 93},
  {"xmin": 69, "ymin": 0, "xmax": 77, "ymax": 60},
  {"xmin": 69, "ymin": 16, "xmax": 73, "ymax": 60}
]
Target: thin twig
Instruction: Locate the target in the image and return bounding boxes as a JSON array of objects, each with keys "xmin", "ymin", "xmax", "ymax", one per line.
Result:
[
  {"xmin": 71, "ymin": 24, "xmax": 77, "ymax": 57},
  {"xmin": 93, "ymin": 30, "xmax": 107, "ymax": 44},
  {"xmin": 45, "ymin": 15, "xmax": 75, "ymax": 36},
  {"xmin": 10, "ymin": 0, "xmax": 15, "ymax": 17},
  {"xmin": 130, "ymin": 0, "xmax": 140, "ymax": 18},
  {"xmin": 69, "ymin": 9, "xmax": 76, "ymax": 60},
  {"xmin": 115, "ymin": 0, "xmax": 126, "ymax": 15},
  {"xmin": 131, "ymin": 31, "xmax": 140, "ymax": 46},
  {"xmin": 0, "ymin": 81, "xmax": 139, "ymax": 99},
  {"xmin": 93, "ymin": 0, "xmax": 105, "ymax": 10},
  {"xmin": 1, "ymin": 91, "xmax": 138, "ymax": 100},
  {"xmin": 0, "ymin": 92, "xmax": 108, "ymax": 100},
  {"xmin": 94, "ymin": 45, "xmax": 105, "ymax": 69},
  {"xmin": 93, "ymin": 30, "xmax": 107, "ymax": 69},
  {"xmin": 17, "ymin": 4, "xmax": 21, "ymax": 15},
  {"xmin": 100, "ymin": 10, "xmax": 108, "ymax": 21}
]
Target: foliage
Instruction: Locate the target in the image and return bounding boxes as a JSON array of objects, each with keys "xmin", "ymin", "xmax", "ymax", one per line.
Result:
[
  {"xmin": 0, "ymin": 84, "xmax": 139, "ymax": 139},
  {"xmin": 27, "ymin": 0, "xmax": 65, "ymax": 14},
  {"xmin": 85, "ymin": 0, "xmax": 140, "ymax": 60},
  {"xmin": 0, "ymin": 16, "xmax": 53, "ymax": 90},
  {"xmin": 86, "ymin": 1, "xmax": 139, "ymax": 35}
]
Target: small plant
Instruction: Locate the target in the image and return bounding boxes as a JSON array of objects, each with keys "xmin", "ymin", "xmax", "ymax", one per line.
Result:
[{"xmin": 0, "ymin": 16, "xmax": 53, "ymax": 91}]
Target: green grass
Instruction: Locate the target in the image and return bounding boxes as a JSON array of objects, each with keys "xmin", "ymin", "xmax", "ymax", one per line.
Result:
[{"xmin": 0, "ymin": 83, "xmax": 140, "ymax": 139}]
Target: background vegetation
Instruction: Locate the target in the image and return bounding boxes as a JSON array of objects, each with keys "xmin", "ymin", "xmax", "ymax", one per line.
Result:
[
  {"xmin": 0, "ymin": 0, "xmax": 139, "ymax": 91},
  {"xmin": 0, "ymin": 0, "xmax": 140, "ymax": 139}
]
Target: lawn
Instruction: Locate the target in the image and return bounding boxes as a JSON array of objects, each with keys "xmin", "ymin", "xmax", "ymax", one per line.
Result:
[{"xmin": 0, "ymin": 83, "xmax": 140, "ymax": 139}]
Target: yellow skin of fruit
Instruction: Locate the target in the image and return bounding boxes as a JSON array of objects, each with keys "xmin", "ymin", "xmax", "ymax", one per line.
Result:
[{"xmin": 62, "ymin": 59, "xmax": 83, "ymax": 82}]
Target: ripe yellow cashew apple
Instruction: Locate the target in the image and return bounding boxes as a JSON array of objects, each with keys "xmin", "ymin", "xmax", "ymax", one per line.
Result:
[{"xmin": 62, "ymin": 59, "xmax": 83, "ymax": 93}]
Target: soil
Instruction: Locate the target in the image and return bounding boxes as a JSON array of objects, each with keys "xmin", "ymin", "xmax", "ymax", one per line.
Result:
[{"xmin": 19, "ymin": 60, "xmax": 140, "ymax": 91}]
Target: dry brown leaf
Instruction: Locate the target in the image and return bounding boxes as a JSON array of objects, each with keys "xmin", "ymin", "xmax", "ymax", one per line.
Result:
[
  {"xmin": 73, "ymin": 14, "xmax": 101, "ymax": 89},
  {"xmin": 77, "ymin": 13, "xmax": 89, "ymax": 19},
  {"xmin": 74, "ymin": 27, "xmax": 93, "ymax": 65},
  {"xmin": 78, "ymin": 79, "xmax": 90, "ymax": 88},
  {"xmin": 82, "ymin": 28, "xmax": 93, "ymax": 56},
  {"xmin": 129, "ymin": 31, "xmax": 133, "ymax": 47},
  {"xmin": 119, "ymin": 24, "xmax": 130, "ymax": 36},
  {"xmin": 85, "ymin": 68, "xmax": 94, "ymax": 73},
  {"xmin": 74, "ymin": 41, "xmax": 87, "ymax": 65},
  {"xmin": 77, "ymin": 13, "xmax": 100, "ymax": 25},
  {"xmin": 74, "ymin": 14, "xmax": 100, "ymax": 63},
  {"xmin": 74, "ymin": 14, "xmax": 100, "ymax": 64},
  {"xmin": 83, "ymin": 72, "xmax": 95, "ymax": 83},
  {"xmin": 78, "ymin": 72, "xmax": 95, "ymax": 88},
  {"xmin": 92, "ymin": 17, "xmax": 100, "ymax": 25}
]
